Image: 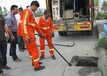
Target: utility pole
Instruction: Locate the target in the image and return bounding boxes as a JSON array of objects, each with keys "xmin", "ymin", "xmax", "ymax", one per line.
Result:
[{"xmin": 99, "ymin": 0, "xmax": 101, "ymax": 12}]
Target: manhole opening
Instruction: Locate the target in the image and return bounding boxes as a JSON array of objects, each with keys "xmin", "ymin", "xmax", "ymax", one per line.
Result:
[{"xmin": 70, "ymin": 56, "xmax": 98, "ymax": 67}]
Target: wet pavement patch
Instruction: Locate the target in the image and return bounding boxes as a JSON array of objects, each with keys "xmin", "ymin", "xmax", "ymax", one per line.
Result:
[
  {"xmin": 70, "ymin": 56, "xmax": 98, "ymax": 67},
  {"xmin": 64, "ymin": 67, "xmax": 101, "ymax": 76},
  {"xmin": 78, "ymin": 67, "xmax": 100, "ymax": 76}
]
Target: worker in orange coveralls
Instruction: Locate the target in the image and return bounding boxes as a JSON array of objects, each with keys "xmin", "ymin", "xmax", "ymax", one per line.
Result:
[
  {"xmin": 17, "ymin": 1, "xmax": 45, "ymax": 71},
  {"xmin": 38, "ymin": 10, "xmax": 56, "ymax": 60}
]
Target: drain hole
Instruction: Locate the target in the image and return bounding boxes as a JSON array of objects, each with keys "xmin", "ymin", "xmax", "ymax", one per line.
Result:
[{"xmin": 70, "ymin": 56, "xmax": 98, "ymax": 67}]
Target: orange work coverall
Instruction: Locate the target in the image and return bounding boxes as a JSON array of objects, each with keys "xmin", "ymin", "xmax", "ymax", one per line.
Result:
[
  {"xmin": 38, "ymin": 16, "xmax": 54, "ymax": 58},
  {"xmin": 18, "ymin": 8, "xmax": 43, "ymax": 68}
]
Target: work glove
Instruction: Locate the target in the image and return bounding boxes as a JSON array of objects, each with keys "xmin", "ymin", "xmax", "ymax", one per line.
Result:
[
  {"xmin": 25, "ymin": 36, "xmax": 30, "ymax": 44},
  {"xmin": 51, "ymin": 32, "xmax": 54, "ymax": 37},
  {"xmin": 38, "ymin": 34, "xmax": 45, "ymax": 39}
]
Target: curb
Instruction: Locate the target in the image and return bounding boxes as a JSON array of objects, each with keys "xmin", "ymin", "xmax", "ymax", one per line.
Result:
[
  {"xmin": 97, "ymin": 48, "xmax": 107, "ymax": 76},
  {"xmin": 97, "ymin": 22, "xmax": 107, "ymax": 76}
]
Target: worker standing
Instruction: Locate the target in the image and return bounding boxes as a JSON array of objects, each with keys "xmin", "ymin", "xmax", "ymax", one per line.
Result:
[
  {"xmin": 16, "ymin": 7, "xmax": 26, "ymax": 52},
  {"xmin": 18, "ymin": 1, "xmax": 45, "ymax": 71},
  {"xmin": 38, "ymin": 10, "xmax": 56, "ymax": 60}
]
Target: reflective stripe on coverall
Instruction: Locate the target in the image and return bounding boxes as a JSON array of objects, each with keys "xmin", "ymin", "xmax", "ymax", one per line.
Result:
[
  {"xmin": 17, "ymin": 8, "xmax": 43, "ymax": 68},
  {"xmin": 38, "ymin": 16, "xmax": 54, "ymax": 57}
]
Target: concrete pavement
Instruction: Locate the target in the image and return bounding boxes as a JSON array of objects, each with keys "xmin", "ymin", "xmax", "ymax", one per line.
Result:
[{"xmin": 3, "ymin": 24, "xmax": 101, "ymax": 76}]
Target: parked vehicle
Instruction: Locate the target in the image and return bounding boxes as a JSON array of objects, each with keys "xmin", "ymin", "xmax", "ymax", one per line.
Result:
[{"xmin": 46, "ymin": 0, "xmax": 94, "ymax": 36}]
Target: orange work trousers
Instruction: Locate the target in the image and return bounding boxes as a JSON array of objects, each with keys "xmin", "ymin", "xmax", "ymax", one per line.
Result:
[
  {"xmin": 24, "ymin": 38, "xmax": 40, "ymax": 68},
  {"xmin": 40, "ymin": 35, "xmax": 54, "ymax": 57}
]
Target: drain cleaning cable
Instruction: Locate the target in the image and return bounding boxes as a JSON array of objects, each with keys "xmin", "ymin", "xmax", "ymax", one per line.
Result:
[{"xmin": 35, "ymin": 34, "xmax": 75, "ymax": 66}]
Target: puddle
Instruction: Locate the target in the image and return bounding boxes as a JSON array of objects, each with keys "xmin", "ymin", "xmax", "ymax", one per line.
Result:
[{"xmin": 78, "ymin": 67, "xmax": 100, "ymax": 76}]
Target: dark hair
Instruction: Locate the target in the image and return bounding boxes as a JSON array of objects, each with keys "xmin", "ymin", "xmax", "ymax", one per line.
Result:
[
  {"xmin": 11, "ymin": 5, "xmax": 18, "ymax": 11},
  {"xmin": 44, "ymin": 9, "xmax": 50, "ymax": 15},
  {"xmin": 26, "ymin": 6, "xmax": 30, "ymax": 8},
  {"xmin": 30, "ymin": 1, "xmax": 40, "ymax": 7},
  {"xmin": 19, "ymin": 7, "xmax": 23, "ymax": 11}
]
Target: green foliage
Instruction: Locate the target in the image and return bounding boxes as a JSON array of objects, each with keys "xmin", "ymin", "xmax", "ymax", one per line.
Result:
[
  {"xmin": 33, "ymin": 12, "xmax": 43, "ymax": 17},
  {"xmin": 95, "ymin": 12, "xmax": 107, "ymax": 19},
  {"xmin": 98, "ymin": 36, "xmax": 107, "ymax": 49},
  {"xmin": 101, "ymin": 1, "xmax": 107, "ymax": 11},
  {"xmin": 95, "ymin": 0, "xmax": 99, "ymax": 6}
]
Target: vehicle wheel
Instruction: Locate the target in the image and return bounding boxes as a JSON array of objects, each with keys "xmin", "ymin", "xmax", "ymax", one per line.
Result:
[
  {"xmin": 87, "ymin": 30, "xmax": 93, "ymax": 35},
  {"xmin": 58, "ymin": 31, "xmax": 63, "ymax": 36},
  {"xmin": 58, "ymin": 31, "xmax": 67, "ymax": 36},
  {"xmin": 63, "ymin": 31, "xmax": 67, "ymax": 36}
]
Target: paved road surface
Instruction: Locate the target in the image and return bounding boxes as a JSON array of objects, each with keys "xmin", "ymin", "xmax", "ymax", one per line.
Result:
[{"xmin": 4, "ymin": 25, "xmax": 98, "ymax": 76}]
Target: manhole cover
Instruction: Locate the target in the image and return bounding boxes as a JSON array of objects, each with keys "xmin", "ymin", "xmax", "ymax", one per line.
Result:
[{"xmin": 70, "ymin": 56, "xmax": 98, "ymax": 67}]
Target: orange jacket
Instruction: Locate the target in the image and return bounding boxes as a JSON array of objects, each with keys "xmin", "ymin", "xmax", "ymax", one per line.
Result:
[
  {"xmin": 38, "ymin": 16, "xmax": 54, "ymax": 36},
  {"xmin": 17, "ymin": 8, "xmax": 43, "ymax": 38}
]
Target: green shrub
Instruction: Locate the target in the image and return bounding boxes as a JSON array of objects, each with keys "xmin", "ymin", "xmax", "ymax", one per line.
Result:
[
  {"xmin": 33, "ymin": 12, "xmax": 43, "ymax": 17},
  {"xmin": 95, "ymin": 13, "xmax": 107, "ymax": 19},
  {"xmin": 98, "ymin": 36, "xmax": 107, "ymax": 49}
]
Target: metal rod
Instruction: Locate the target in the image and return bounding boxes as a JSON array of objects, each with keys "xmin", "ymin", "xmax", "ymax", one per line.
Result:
[
  {"xmin": 36, "ymin": 33, "xmax": 72, "ymax": 66},
  {"xmin": 45, "ymin": 36, "xmax": 72, "ymax": 66}
]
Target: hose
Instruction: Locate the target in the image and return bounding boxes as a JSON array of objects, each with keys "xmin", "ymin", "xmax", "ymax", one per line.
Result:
[{"xmin": 35, "ymin": 34, "xmax": 75, "ymax": 47}]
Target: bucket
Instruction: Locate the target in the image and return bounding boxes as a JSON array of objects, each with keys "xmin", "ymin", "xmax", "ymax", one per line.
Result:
[{"xmin": 104, "ymin": 23, "xmax": 107, "ymax": 37}]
